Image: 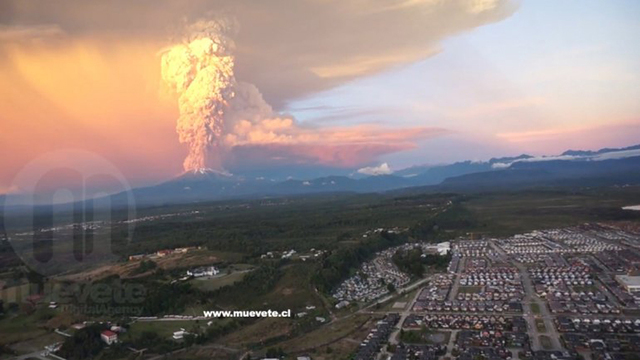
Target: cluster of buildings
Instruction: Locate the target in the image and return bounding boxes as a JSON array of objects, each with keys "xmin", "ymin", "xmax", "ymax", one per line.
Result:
[
  {"xmin": 529, "ymin": 265, "xmax": 592, "ymax": 289},
  {"xmin": 333, "ymin": 245, "xmax": 411, "ymax": 302},
  {"xmin": 455, "ymin": 329, "xmax": 530, "ymax": 360},
  {"xmin": 128, "ymin": 246, "xmax": 197, "ymax": 261},
  {"xmin": 354, "ymin": 313, "xmax": 399, "ymax": 360},
  {"xmin": 453, "ymin": 241, "xmax": 495, "ymax": 257},
  {"xmin": 361, "ymin": 227, "xmax": 405, "ymax": 238},
  {"xmin": 186, "ymin": 266, "xmax": 219, "ymax": 278},
  {"xmin": 561, "ymin": 332, "xmax": 640, "ymax": 359},
  {"xmin": 598, "ymin": 274, "xmax": 640, "ymax": 308},
  {"xmin": 423, "ymin": 241, "xmax": 451, "ymax": 256},
  {"xmin": 121, "ymin": 210, "xmax": 202, "ymax": 224},
  {"xmin": 413, "ymin": 274, "xmax": 454, "ymax": 304},
  {"xmin": 556, "ymin": 316, "xmax": 640, "ymax": 333},
  {"xmin": 460, "ymin": 267, "xmax": 521, "ymax": 286},
  {"xmin": 390, "ymin": 344, "xmax": 445, "ymax": 360},
  {"xmin": 404, "ymin": 314, "xmax": 525, "ymax": 332},
  {"xmin": 595, "ymin": 251, "xmax": 634, "ymax": 273},
  {"xmin": 547, "ymin": 294, "xmax": 619, "ymax": 315},
  {"xmin": 497, "ymin": 227, "xmax": 625, "ymax": 255},
  {"xmin": 414, "ymin": 300, "xmax": 522, "ymax": 313},
  {"xmin": 260, "ymin": 248, "xmax": 326, "ymax": 260},
  {"xmin": 458, "ymin": 269, "xmax": 524, "ymax": 303},
  {"xmin": 512, "ymin": 253, "xmax": 566, "ymax": 266}
]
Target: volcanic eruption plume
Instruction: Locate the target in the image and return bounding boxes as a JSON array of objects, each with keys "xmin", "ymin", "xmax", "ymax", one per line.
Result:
[
  {"xmin": 160, "ymin": 18, "xmax": 449, "ymax": 174},
  {"xmin": 161, "ymin": 20, "xmax": 236, "ymax": 172}
]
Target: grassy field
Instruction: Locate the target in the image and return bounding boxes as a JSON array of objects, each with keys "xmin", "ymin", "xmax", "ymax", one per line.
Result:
[
  {"xmin": 276, "ymin": 314, "xmax": 373, "ymax": 354},
  {"xmin": 540, "ymin": 335, "xmax": 553, "ymax": 350},
  {"xmin": 530, "ymin": 303, "xmax": 541, "ymax": 315},
  {"xmin": 125, "ymin": 319, "xmax": 229, "ymax": 340},
  {"xmin": 379, "ymin": 287, "xmax": 420, "ymax": 311},
  {"xmin": 463, "ymin": 188, "xmax": 640, "ymax": 236},
  {"xmin": 457, "ymin": 286, "xmax": 483, "ymax": 294},
  {"xmin": 400, "ymin": 330, "xmax": 451, "ymax": 345},
  {"xmin": 6, "ymin": 332, "xmax": 66, "ymax": 355},
  {"xmin": 0, "ymin": 309, "xmax": 54, "ymax": 346},
  {"xmin": 189, "ymin": 269, "xmax": 252, "ymax": 292},
  {"xmin": 535, "ymin": 318, "xmax": 547, "ymax": 333}
]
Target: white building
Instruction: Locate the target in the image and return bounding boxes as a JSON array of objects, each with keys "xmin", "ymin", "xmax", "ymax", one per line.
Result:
[
  {"xmin": 100, "ymin": 330, "xmax": 118, "ymax": 345},
  {"xmin": 187, "ymin": 266, "xmax": 219, "ymax": 277},
  {"xmin": 437, "ymin": 241, "xmax": 451, "ymax": 255},
  {"xmin": 615, "ymin": 275, "xmax": 640, "ymax": 293},
  {"xmin": 172, "ymin": 329, "xmax": 189, "ymax": 340}
]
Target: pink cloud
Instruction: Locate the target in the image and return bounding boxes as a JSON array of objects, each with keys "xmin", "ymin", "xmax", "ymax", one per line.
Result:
[
  {"xmin": 496, "ymin": 119, "xmax": 640, "ymax": 154},
  {"xmin": 226, "ymin": 125, "xmax": 447, "ymax": 168}
]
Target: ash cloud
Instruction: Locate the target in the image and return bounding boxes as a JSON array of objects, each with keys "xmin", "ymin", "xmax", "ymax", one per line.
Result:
[{"xmin": 1, "ymin": 0, "xmax": 517, "ymax": 173}]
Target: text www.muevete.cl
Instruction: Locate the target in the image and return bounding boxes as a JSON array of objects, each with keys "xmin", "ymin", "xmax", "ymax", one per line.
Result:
[{"xmin": 203, "ymin": 309, "xmax": 292, "ymax": 318}]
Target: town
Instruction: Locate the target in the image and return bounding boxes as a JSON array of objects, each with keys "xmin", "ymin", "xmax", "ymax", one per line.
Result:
[
  {"xmin": 5, "ymin": 222, "xmax": 640, "ymax": 360},
  {"xmin": 333, "ymin": 223, "xmax": 640, "ymax": 360}
]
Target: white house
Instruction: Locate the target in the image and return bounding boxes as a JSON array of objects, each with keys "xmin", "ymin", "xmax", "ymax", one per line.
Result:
[
  {"xmin": 100, "ymin": 330, "xmax": 118, "ymax": 345},
  {"xmin": 187, "ymin": 266, "xmax": 219, "ymax": 277},
  {"xmin": 172, "ymin": 329, "xmax": 189, "ymax": 340}
]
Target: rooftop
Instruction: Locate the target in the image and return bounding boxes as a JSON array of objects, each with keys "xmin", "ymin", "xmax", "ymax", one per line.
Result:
[{"xmin": 615, "ymin": 275, "xmax": 640, "ymax": 287}]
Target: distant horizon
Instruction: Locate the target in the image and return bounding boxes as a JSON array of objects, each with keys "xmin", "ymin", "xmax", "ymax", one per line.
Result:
[{"xmin": 2, "ymin": 141, "xmax": 639, "ymax": 200}]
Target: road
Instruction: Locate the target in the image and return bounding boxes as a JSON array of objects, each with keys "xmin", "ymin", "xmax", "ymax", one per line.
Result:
[
  {"xmin": 448, "ymin": 257, "xmax": 466, "ymax": 301},
  {"xmin": 388, "ymin": 281, "xmax": 426, "ymax": 345},
  {"xmin": 11, "ymin": 351, "xmax": 53, "ymax": 360},
  {"xmin": 490, "ymin": 240, "xmax": 563, "ymax": 351},
  {"xmin": 361, "ymin": 275, "xmax": 433, "ymax": 312}
]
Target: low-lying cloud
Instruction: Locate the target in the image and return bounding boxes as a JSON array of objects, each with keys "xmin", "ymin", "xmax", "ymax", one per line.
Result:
[
  {"xmin": 491, "ymin": 148, "xmax": 640, "ymax": 169},
  {"xmin": 357, "ymin": 163, "xmax": 393, "ymax": 176}
]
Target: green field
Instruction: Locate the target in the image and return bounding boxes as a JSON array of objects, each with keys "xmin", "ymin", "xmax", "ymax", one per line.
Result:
[
  {"xmin": 126, "ymin": 319, "xmax": 228, "ymax": 339},
  {"xmin": 189, "ymin": 269, "xmax": 252, "ymax": 292},
  {"xmin": 0, "ymin": 308, "xmax": 57, "ymax": 346},
  {"xmin": 400, "ymin": 330, "xmax": 451, "ymax": 345},
  {"xmin": 457, "ymin": 286, "xmax": 483, "ymax": 294},
  {"xmin": 540, "ymin": 335, "xmax": 553, "ymax": 349},
  {"xmin": 530, "ymin": 303, "xmax": 541, "ymax": 315}
]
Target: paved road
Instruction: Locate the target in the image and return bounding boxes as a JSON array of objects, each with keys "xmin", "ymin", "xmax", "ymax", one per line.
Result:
[
  {"xmin": 489, "ymin": 240, "xmax": 564, "ymax": 351},
  {"xmin": 11, "ymin": 351, "xmax": 52, "ymax": 360},
  {"xmin": 389, "ymin": 282, "xmax": 426, "ymax": 345},
  {"xmin": 444, "ymin": 329, "xmax": 459, "ymax": 358},
  {"xmin": 360, "ymin": 276, "xmax": 433, "ymax": 312},
  {"xmin": 448, "ymin": 257, "xmax": 466, "ymax": 302}
]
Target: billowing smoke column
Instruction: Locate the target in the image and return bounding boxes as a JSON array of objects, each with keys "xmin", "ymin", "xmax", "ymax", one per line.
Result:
[{"xmin": 161, "ymin": 20, "xmax": 236, "ymax": 172}]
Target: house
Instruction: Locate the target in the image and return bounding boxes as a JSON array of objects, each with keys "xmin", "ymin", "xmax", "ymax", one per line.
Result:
[
  {"xmin": 335, "ymin": 300, "xmax": 350, "ymax": 309},
  {"xmin": 101, "ymin": 330, "xmax": 118, "ymax": 345},
  {"xmin": 128, "ymin": 254, "xmax": 145, "ymax": 261},
  {"xmin": 172, "ymin": 329, "xmax": 188, "ymax": 340},
  {"xmin": 187, "ymin": 266, "xmax": 219, "ymax": 277},
  {"xmin": 156, "ymin": 249, "xmax": 173, "ymax": 257}
]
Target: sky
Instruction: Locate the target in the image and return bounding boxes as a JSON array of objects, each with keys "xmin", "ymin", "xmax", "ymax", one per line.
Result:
[
  {"xmin": 1, "ymin": 0, "xmax": 639, "ymax": 194},
  {"xmin": 289, "ymin": 0, "xmax": 640, "ymax": 167}
]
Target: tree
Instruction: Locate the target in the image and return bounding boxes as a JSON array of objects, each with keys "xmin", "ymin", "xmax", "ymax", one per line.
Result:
[
  {"xmin": 265, "ymin": 347, "xmax": 285, "ymax": 358},
  {"xmin": 58, "ymin": 324, "xmax": 106, "ymax": 360}
]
